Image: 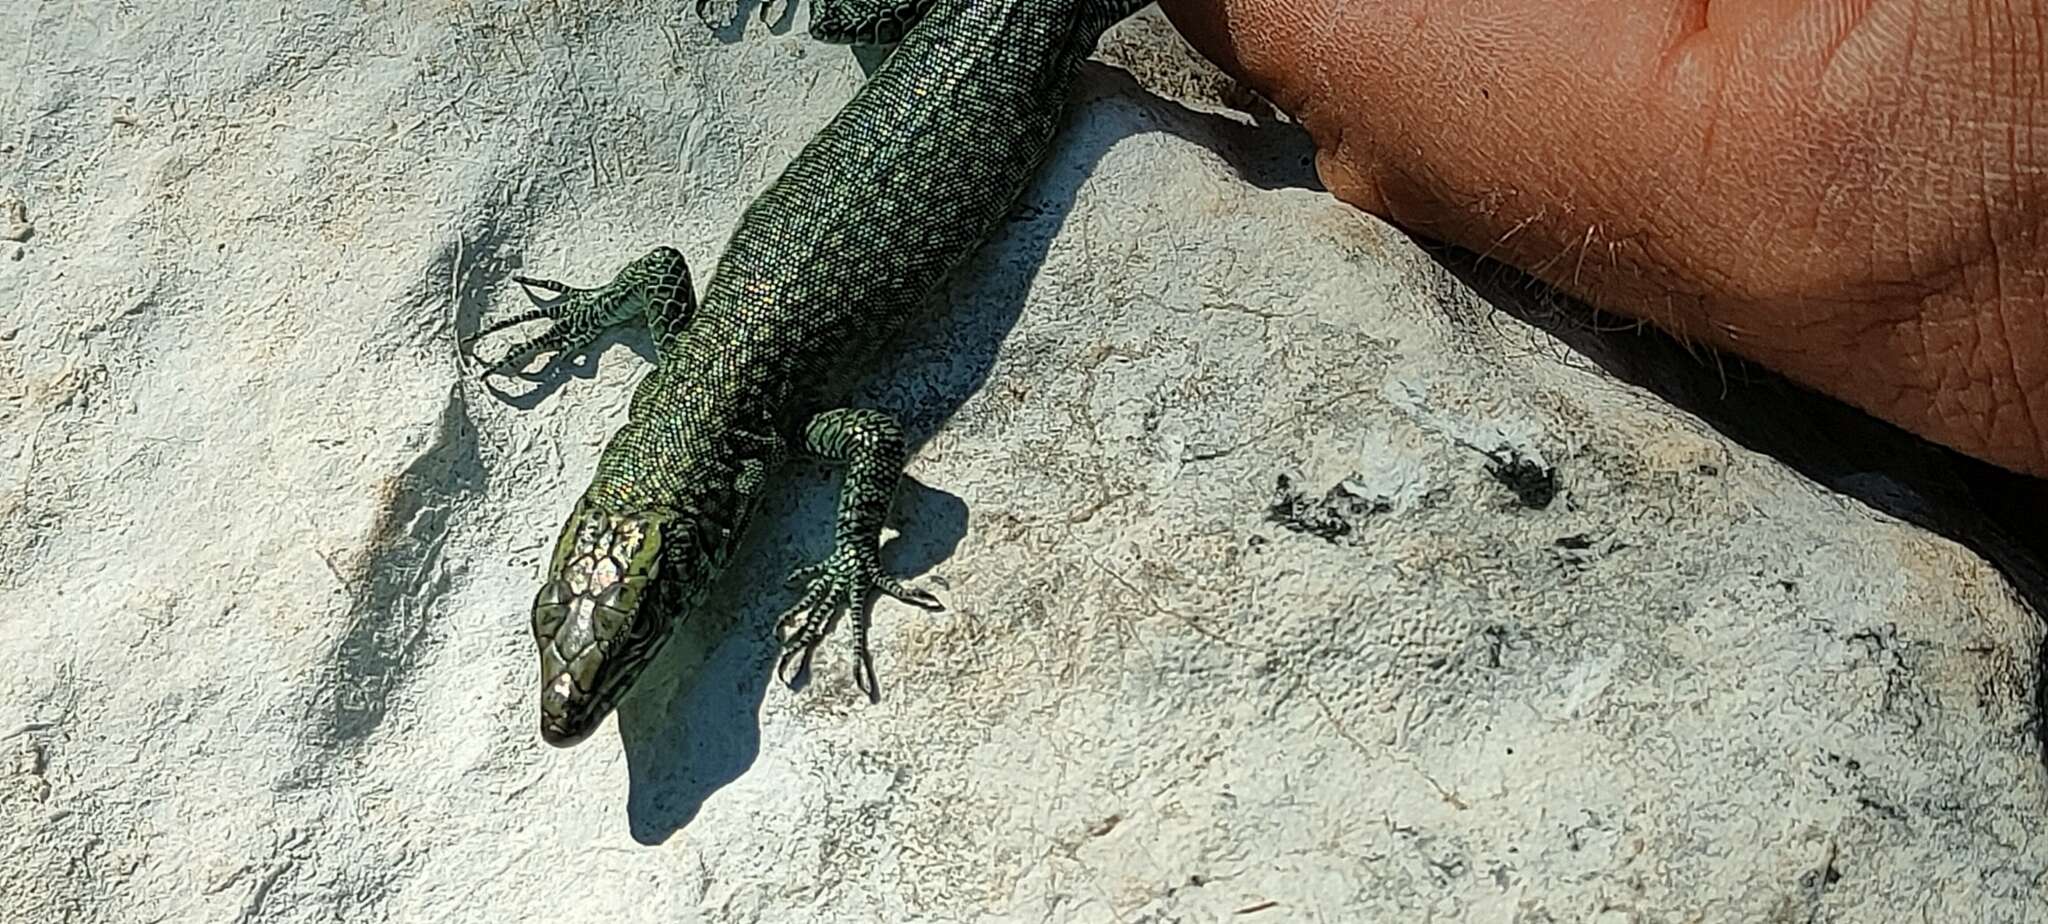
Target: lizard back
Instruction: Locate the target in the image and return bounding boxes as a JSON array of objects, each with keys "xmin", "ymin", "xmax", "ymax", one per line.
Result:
[{"xmin": 646, "ymin": 0, "xmax": 1143, "ymax": 417}]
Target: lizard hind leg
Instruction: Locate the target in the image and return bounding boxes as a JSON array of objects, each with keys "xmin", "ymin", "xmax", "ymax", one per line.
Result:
[
  {"xmin": 774, "ymin": 407, "xmax": 943, "ymax": 701},
  {"xmin": 466, "ymin": 246, "xmax": 698, "ymax": 376},
  {"xmin": 806, "ymin": 0, "xmax": 942, "ymax": 46},
  {"xmin": 690, "ymin": 0, "xmax": 935, "ymax": 54}
]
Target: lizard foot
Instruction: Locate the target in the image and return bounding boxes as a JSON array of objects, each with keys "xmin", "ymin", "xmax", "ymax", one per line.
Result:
[
  {"xmin": 464, "ymin": 248, "xmax": 692, "ymax": 376},
  {"xmin": 462, "ymin": 275, "xmax": 633, "ymax": 376},
  {"xmin": 774, "ymin": 549, "xmax": 942, "ymax": 701}
]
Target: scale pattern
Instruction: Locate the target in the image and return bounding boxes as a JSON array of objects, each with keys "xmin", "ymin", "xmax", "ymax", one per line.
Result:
[{"xmin": 469, "ymin": 0, "xmax": 1154, "ymax": 745}]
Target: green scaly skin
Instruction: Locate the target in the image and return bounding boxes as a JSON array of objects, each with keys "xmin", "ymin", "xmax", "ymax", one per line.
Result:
[{"xmin": 467, "ymin": 0, "xmax": 1153, "ymax": 746}]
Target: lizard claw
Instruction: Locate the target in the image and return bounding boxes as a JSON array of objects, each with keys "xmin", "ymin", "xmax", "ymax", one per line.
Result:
[
  {"xmin": 511, "ymin": 274, "xmax": 573, "ymax": 298},
  {"xmin": 470, "ymin": 248, "xmax": 696, "ymax": 378},
  {"xmin": 783, "ymin": 560, "xmax": 827, "ymax": 589},
  {"xmin": 468, "ymin": 275, "xmax": 628, "ymax": 377},
  {"xmin": 774, "ymin": 550, "xmax": 941, "ymax": 701}
]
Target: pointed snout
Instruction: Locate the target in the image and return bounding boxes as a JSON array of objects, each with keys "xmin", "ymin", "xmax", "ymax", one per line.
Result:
[{"xmin": 538, "ymin": 669, "xmax": 601, "ymax": 747}]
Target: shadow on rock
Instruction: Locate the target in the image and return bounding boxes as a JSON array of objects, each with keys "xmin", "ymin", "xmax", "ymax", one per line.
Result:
[
  {"xmin": 617, "ymin": 475, "xmax": 965, "ymax": 843},
  {"xmin": 614, "ymin": 593, "xmax": 770, "ymax": 843},
  {"xmin": 1430, "ymin": 245, "xmax": 2048, "ymax": 760},
  {"xmin": 1434, "ymin": 247, "xmax": 2048, "ymax": 612},
  {"xmin": 691, "ymin": 0, "xmax": 801, "ymax": 44}
]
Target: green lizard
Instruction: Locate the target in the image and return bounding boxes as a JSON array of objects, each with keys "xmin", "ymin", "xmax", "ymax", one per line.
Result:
[{"xmin": 467, "ymin": 0, "xmax": 1154, "ymax": 745}]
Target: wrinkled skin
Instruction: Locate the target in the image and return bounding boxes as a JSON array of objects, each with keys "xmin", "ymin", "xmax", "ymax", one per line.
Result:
[{"xmin": 1158, "ymin": 0, "xmax": 2048, "ymax": 477}]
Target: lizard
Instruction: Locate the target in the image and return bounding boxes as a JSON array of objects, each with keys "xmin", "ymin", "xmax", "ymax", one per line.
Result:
[{"xmin": 466, "ymin": 0, "xmax": 1155, "ymax": 746}]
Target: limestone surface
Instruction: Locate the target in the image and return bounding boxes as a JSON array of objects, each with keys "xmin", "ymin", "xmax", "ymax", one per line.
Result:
[{"xmin": 2, "ymin": 2, "xmax": 2042, "ymax": 921}]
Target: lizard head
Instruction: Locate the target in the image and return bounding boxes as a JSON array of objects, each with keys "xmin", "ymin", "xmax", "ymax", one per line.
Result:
[{"xmin": 527, "ymin": 498, "xmax": 680, "ymax": 747}]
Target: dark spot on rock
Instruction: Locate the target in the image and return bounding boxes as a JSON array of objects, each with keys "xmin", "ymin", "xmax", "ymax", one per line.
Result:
[
  {"xmin": 1484, "ymin": 447, "xmax": 1557, "ymax": 509},
  {"xmin": 1265, "ymin": 473, "xmax": 1390, "ymax": 543}
]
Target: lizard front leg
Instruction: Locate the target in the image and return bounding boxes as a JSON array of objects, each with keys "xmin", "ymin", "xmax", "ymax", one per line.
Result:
[
  {"xmin": 776, "ymin": 407, "xmax": 942, "ymax": 700},
  {"xmin": 466, "ymin": 245, "xmax": 698, "ymax": 375}
]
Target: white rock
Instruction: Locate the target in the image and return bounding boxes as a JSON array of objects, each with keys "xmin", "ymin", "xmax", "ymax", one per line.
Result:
[{"xmin": 1, "ymin": 2, "xmax": 2041, "ymax": 921}]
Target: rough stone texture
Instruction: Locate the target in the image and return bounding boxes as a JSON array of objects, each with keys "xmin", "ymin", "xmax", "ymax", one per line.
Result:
[{"xmin": 3, "ymin": 2, "xmax": 2043, "ymax": 922}]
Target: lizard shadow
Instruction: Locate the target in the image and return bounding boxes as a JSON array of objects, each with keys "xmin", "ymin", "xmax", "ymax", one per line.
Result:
[
  {"xmin": 613, "ymin": 57, "xmax": 1313, "ymax": 840},
  {"xmin": 613, "ymin": 473, "xmax": 964, "ymax": 843},
  {"xmin": 694, "ymin": 0, "xmax": 803, "ymax": 44}
]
